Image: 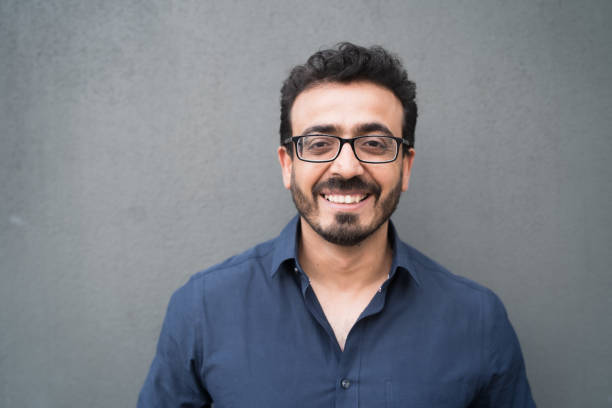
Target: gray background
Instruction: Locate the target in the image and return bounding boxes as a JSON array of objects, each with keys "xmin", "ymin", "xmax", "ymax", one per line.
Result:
[{"xmin": 1, "ymin": 0, "xmax": 611, "ymax": 407}]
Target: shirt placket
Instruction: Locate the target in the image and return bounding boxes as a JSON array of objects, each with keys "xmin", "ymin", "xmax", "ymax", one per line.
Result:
[
  {"xmin": 333, "ymin": 323, "xmax": 361, "ymax": 408},
  {"xmin": 293, "ymin": 263, "xmax": 394, "ymax": 408}
]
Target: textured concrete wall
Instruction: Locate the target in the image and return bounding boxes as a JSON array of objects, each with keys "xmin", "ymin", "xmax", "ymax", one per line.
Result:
[{"xmin": 1, "ymin": 1, "xmax": 611, "ymax": 406}]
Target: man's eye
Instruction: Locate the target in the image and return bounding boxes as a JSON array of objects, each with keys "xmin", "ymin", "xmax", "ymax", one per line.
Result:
[
  {"xmin": 304, "ymin": 138, "xmax": 335, "ymax": 151},
  {"xmin": 359, "ymin": 137, "xmax": 392, "ymax": 153},
  {"xmin": 364, "ymin": 140, "xmax": 383, "ymax": 148}
]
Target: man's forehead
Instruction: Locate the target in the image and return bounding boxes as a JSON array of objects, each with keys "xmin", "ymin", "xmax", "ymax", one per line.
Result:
[
  {"xmin": 289, "ymin": 81, "xmax": 403, "ymax": 137},
  {"xmin": 292, "ymin": 80, "xmax": 398, "ymax": 105}
]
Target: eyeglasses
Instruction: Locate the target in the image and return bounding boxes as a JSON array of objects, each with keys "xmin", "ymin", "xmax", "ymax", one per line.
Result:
[{"xmin": 283, "ymin": 134, "xmax": 412, "ymax": 163}]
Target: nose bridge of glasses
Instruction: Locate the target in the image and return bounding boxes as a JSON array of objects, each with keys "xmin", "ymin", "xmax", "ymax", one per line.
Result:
[
  {"xmin": 337, "ymin": 138, "xmax": 360, "ymax": 160},
  {"xmin": 330, "ymin": 139, "xmax": 363, "ymax": 174}
]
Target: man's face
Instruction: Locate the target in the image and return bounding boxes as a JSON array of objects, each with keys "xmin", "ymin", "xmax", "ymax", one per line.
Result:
[{"xmin": 278, "ymin": 81, "xmax": 415, "ymax": 246}]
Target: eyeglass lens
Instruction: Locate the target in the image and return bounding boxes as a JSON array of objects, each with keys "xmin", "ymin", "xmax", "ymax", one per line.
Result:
[{"xmin": 297, "ymin": 135, "xmax": 397, "ymax": 162}]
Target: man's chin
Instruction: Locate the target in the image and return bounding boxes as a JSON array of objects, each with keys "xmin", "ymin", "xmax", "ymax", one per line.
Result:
[
  {"xmin": 305, "ymin": 216, "xmax": 381, "ymax": 247},
  {"xmin": 334, "ymin": 212, "xmax": 359, "ymax": 225}
]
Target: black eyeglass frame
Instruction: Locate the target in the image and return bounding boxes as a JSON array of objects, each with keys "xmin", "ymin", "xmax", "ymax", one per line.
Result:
[{"xmin": 282, "ymin": 134, "xmax": 413, "ymax": 164}]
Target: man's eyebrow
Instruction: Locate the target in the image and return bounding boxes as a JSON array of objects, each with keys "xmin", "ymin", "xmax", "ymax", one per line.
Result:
[
  {"xmin": 300, "ymin": 123, "xmax": 395, "ymax": 137},
  {"xmin": 355, "ymin": 122, "xmax": 394, "ymax": 137},
  {"xmin": 300, "ymin": 124, "xmax": 339, "ymax": 135}
]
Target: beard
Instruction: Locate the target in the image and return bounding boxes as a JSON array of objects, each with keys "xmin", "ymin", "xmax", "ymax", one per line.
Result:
[{"xmin": 290, "ymin": 172, "xmax": 402, "ymax": 246}]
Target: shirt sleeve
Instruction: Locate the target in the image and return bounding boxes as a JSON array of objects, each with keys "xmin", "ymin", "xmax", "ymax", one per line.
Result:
[
  {"xmin": 471, "ymin": 290, "xmax": 536, "ymax": 408},
  {"xmin": 137, "ymin": 284, "xmax": 212, "ymax": 407}
]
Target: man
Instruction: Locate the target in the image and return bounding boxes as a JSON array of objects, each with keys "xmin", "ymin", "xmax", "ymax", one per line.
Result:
[{"xmin": 138, "ymin": 43, "xmax": 535, "ymax": 407}]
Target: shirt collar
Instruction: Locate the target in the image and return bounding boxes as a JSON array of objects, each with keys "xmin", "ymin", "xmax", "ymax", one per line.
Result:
[
  {"xmin": 270, "ymin": 215, "xmax": 421, "ymax": 286},
  {"xmin": 388, "ymin": 219, "xmax": 421, "ymax": 286},
  {"xmin": 270, "ymin": 215, "xmax": 301, "ymax": 278}
]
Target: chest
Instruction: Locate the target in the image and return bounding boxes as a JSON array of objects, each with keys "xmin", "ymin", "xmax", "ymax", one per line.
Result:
[
  {"xmin": 312, "ymin": 283, "xmax": 381, "ymax": 350},
  {"xmin": 200, "ymin": 288, "xmax": 481, "ymax": 408}
]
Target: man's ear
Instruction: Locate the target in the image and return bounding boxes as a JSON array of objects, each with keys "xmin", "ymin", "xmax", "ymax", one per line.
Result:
[
  {"xmin": 401, "ymin": 148, "xmax": 415, "ymax": 192},
  {"xmin": 277, "ymin": 146, "xmax": 293, "ymax": 190}
]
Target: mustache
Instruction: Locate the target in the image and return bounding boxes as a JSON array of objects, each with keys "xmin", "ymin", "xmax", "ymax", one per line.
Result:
[{"xmin": 312, "ymin": 176, "xmax": 381, "ymax": 197}]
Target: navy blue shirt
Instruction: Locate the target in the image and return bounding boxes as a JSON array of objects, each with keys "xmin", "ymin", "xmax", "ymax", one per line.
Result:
[{"xmin": 138, "ymin": 216, "xmax": 535, "ymax": 407}]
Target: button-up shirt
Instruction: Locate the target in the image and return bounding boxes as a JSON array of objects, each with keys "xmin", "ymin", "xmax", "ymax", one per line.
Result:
[{"xmin": 138, "ymin": 216, "xmax": 535, "ymax": 407}]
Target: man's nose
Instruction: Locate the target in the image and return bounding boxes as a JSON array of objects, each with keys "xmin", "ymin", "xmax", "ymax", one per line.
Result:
[{"xmin": 329, "ymin": 142, "xmax": 365, "ymax": 178}]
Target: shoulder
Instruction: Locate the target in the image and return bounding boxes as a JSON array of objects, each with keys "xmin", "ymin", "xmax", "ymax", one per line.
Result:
[
  {"xmin": 397, "ymin": 240, "xmax": 524, "ymax": 358},
  {"xmin": 397, "ymin": 239, "xmax": 507, "ymax": 318},
  {"xmin": 196, "ymin": 237, "xmax": 276, "ymax": 278},
  {"xmin": 171, "ymin": 236, "xmax": 278, "ymax": 306},
  {"xmin": 401, "ymin": 240, "xmax": 495, "ymax": 295}
]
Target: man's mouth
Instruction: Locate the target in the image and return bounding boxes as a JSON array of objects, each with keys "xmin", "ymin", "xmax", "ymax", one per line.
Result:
[
  {"xmin": 313, "ymin": 176, "xmax": 380, "ymax": 206},
  {"xmin": 322, "ymin": 193, "xmax": 369, "ymax": 204}
]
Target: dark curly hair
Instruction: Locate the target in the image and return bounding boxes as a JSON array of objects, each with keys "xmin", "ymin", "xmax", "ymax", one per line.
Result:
[{"xmin": 280, "ymin": 42, "xmax": 417, "ymax": 153}]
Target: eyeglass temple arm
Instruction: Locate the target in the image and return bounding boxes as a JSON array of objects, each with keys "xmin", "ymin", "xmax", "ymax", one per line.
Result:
[{"xmin": 400, "ymin": 138, "xmax": 413, "ymax": 148}]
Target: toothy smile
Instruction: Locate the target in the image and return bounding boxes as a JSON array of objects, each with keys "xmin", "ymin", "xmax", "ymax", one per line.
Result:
[{"xmin": 323, "ymin": 194, "xmax": 368, "ymax": 204}]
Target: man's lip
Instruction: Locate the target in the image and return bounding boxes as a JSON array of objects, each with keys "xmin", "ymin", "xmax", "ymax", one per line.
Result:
[
  {"xmin": 312, "ymin": 176, "xmax": 380, "ymax": 198},
  {"xmin": 319, "ymin": 190, "xmax": 370, "ymax": 195},
  {"xmin": 318, "ymin": 193, "xmax": 372, "ymax": 209}
]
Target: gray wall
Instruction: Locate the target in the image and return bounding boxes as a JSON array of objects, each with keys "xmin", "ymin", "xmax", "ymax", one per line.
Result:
[{"xmin": 1, "ymin": 1, "xmax": 610, "ymax": 407}]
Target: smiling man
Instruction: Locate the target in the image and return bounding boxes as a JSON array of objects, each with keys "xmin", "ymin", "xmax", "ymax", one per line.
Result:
[{"xmin": 138, "ymin": 43, "xmax": 536, "ymax": 407}]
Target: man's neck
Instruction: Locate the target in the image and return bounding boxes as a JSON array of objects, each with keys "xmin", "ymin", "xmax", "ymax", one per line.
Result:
[{"xmin": 297, "ymin": 218, "xmax": 393, "ymax": 292}]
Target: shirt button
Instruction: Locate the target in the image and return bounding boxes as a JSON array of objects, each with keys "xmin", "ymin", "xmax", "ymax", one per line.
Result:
[
  {"xmin": 341, "ymin": 378, "xmax": 351, "ymax": 389},
  {"xmin": 293, "ymin": 267, "xmax": 299, "ymax": 273}
]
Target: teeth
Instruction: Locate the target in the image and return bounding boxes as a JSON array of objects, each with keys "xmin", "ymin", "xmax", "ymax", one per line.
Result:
[{"xmin": 324, "ymin": 194, "xmax": 366, "ymax": 204}]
